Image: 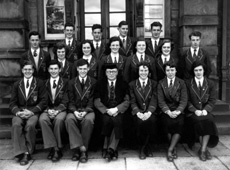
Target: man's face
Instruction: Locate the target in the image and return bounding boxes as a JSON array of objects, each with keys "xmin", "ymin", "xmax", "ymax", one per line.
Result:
[
  {"xmin": 106, "ymin": 68, "xmax": 118, "ymax": 81},
  {"xmin": 136, "ymin": 41, "xmax": 146, "ymax": 54},
  {"xmin": 48, "ymin": 64, "xmax": 61, "ymax": 79},
  {"xmin": 64, "ymin": 26, "xmax": 74, "ymax": 39},
  {"xmin": 162, "ymin": 42, "xmax": 171, "ymax": 56},
  {"xmin": 82, "ymin": 43, "xmax": 92, "ymax": 56},
  {"xmin": 190, "ymin": 35, "xmax": 201, "ymax": 49},
  {"xmin": 151, "ymin": 26, "xmax": 162, "ymax": 39},
  {"xmin": 29, "ymin": 35, "xmax": 40, "ymax": 49},
  {"xmin": 57, "ymin": 48, "xmax": 66, "ymax": 61},
  {"xmin": 165, "ymin": 66, "xmax": 176, "ymax": 79},
  {"xmin": 139, "ymin": 66, "xmax": 149, "ymax": 80},
  {"xmin": 22, "ymin": 65, "xmax": 34, "ymax": 79},
  {"xmin": 118, "ymin": 25, "xmax": 128, "ymax": 37},
  {"xmin": 77, "ymin": 64, "xmax": 89, "ymax": 78},
  {"xmin": 92, "ymin": 28, "xmax": 102, "ymax": 41},
  {"xmin": 194, "ymin": 65, "xmax": 204, "ymax": 79},
  {"xmin": 110, "ymin": 41, "xmax": 120, "ymax": 54}
]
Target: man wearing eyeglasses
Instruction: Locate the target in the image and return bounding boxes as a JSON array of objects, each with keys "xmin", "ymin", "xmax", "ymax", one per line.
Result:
[
  {"xmin": 145, "ymin": 22, "xmax": 164, "ymax": 59},
  {"xmin": 94, "ymin": 63, "xmax": 130, "ymax": 162}
]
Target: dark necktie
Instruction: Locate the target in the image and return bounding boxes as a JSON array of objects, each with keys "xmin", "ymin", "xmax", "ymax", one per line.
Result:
[
  {"xmin": 59, "ymin": 62, "xmax": 63, "ymax": 71},
  {"xmin": 123, "ymin": 38, "xmax": 126, "ymax": 49},
  {"xmin": 169, "ymin": 79, "xmax": 173, "ymax": 95},
  {"xmin": 114, "ymin": 57, "xmax": 117, "ymax": 63},
  {"xmin": 110, "ymin": 81, "xmax": 115, "ymax": 99},
  {"xmin": 164, "ymin": 57, "xmax": 167, "ymax": 64},
  {"xmin": 154, "ymin": 40, "xmax": 157, "ymax": 52},
  {"xmin": 142, "ymin": 81, "xmax": 145, "ymax": 89},
  {"xmin": 193, "ymin": 49, "xmax": 197, "ymax": 59},
  {"xmin": 96, "ymin": 42, "xmax": 99, "ymax": 49},
  {"xmin": 140, "ymin": 55, "xmax": 144, "ymax": 62},
  {"xmin": 34, "ymin": 50, "xmax": 37, "ymax": 57},
  {"xmin": 53, "ymin": 80, "xmax": 57, "ymax": 89},
  {"xmin": 199, "ymin": 81, "xmax": 202, "ymax": 96},
  {"xmin": 26, "ymin": 79, "xmax": 29, "ymax": 88},
  {"xmin": 81, "ymin": 78, "xmax": 85, "ymax": 89},
  {"xmin": 170, "ymin": 79, "xmax": 173, "ymax": 87},
  {"xmin": 68, "ymin": 40, "xmax": 71, "ymax": 47}
]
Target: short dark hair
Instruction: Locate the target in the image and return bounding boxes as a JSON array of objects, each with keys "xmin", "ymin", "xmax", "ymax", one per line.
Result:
[
  {"xmin": 137, "ymin": 62, "xmax": 150, "ymax": 71},
  {"xmin": 29, "ymin": 31, "xmax": 41, "ymax": 39},
  {"xmin": 163, "ymin": 61, "xmax": 177, "ymax": 71},
  {"xmin": 53, "ymin": 42, "xmax": 69, "ymax": 58},
  {"xmin": 48, "ymin": 60, "xmax": 61, "ymax": 69},
  {"xmin": 21, "ymin": 60, "xmax": 35, "ymax": 70},
  {"xmin": 103, "ymin": 63, "xmax": 118, "ymax": 71},
  {"xmin": 92, "ymin": 24, "xmax": 103, "ymax": 32},
  {"xmin": 118, "ymin": 21, "xmax": 128, "ymax": 28},
  {"xmin": 78, "ymin": 40, "xmax": 95, "ymax": 58},
  {"xmin": 159, "ymin": 38, "xmax": 174, "ymax": 53},
  {"xmin": 76, "ymin": 58, "xmax": 89, "ymax": 67},
  {"xmin": 189, "ymin": 31, "xmax": 202, "ymax": 40},
  {"xmin": 64, "ymin": 22, "xmax": 75, "ymax": 30},
  {"xmin": 133, "ymin": 37, "xmax": 148, "ymax": 54},
  {"xmin": 150, "ymin": 22, "xmax": 162, "ymax": 30},
  {"xmin": 104, "ymin": 36, "xmax": 122, "ymax": 55},
  {"xmin": 190, "ymin": 61, "xmax": 207, "ymax": 77}
]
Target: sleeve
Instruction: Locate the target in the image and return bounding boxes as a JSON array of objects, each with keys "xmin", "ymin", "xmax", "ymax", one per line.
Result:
[
  {"xmin": 203, "ymin": 80, "xmax": 217, "ymax": 112},
  {"xmin": 9, "ymin": 82, "xmax": 20, "ymax": 115},
  {"xmin": 94, "ymin": 81, "xmax": 108, "ymax": 114},
  {"xmin": 157, "ymin": 82, "xmax": 170, "ymax": 113},
  {"xmin": 68, "ymin": 79, "xmax": 77, "ymax": 112},
  {"xmin": 129, "ymin": 82, "xmax": 140, "ymax": 115},
  {"xmin": 56, "ymin": 80, "xmax": 69, "ymax": 112},
  {"xmin": 147, "ymin": 81, "xmax": 157, "ymax": 114},
  {"xmin": 176, "ymin": 80, "xmax": 188, "ymax": 112}
]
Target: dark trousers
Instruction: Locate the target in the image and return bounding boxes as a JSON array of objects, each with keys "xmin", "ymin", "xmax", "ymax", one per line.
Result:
[
  {"xmin": 39, "ymin": 111, "xmax": 67, "ymax": 149},
  {"xmin": 12, "ymin": 115, "xmax": 38, "ymax": 157},
  {"xmin": 65, "ymin": 112, "xmax": 95, "ymax": 150}
]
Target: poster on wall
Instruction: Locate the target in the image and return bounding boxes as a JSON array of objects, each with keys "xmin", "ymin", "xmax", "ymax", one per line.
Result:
[{"xmin": 44, "ymin": 0, "xmax": 65, "ymax": 40}]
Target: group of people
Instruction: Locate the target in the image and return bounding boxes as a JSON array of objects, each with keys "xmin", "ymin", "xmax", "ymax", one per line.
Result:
[{"xmin": 9, "ymin": 20, "xmax": 218, "ymax": 166}]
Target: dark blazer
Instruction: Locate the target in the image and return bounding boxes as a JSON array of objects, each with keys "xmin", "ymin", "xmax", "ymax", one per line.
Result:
[
  {"xmin": 145, "ymin": 38, "xmax": 164, "ymax": 58},
  {"xmin": 186, "ymin": 77, "xmax": 216, "ymax": 117},
  {"xmin": 9, "ymin": 77, "xmax": 47, "ymax": 115},
  {"xmin": 180, "ymin": 48, "xmax": 212, "ymax": 79},
  {"xmin": 58, "ymin": 60, "xmax": 73, "ymax": 80},
  {"xmin": 124, "ymin": 54, "xmax": 157, "ymax": 83},
  {"xmin": 94, "ymin": 77, "xmax": 130, "ymax": 114},
  {"xmin": 92, "ymin": 39, "xmax": 107, "ymax": 60},
  {"xmin": 157, "ymin": 77, "xmax": 188, "ymax": 113},
  {"xmin": 118, "ymin": 36, "xmax": 136, "ymax": 57},
  {"xmin": 68, "ymin": 76, "xmax": 96, "ymax": 113},
  {"xmin": 45, "ymin": 78, "xmax": 69, "ymax": 111},
  {"xmin": 20, "ymin": 49, "xmax": 51, "ymax": 80},
  {"xmin": 129, "ymin": 79, "xmax": 157, "ymax": 115},
  {"xmin": 155, "ymin": 54, "xmax": 178, "ymax": 81},
  {"xmin": 61, "ymin": 39, "xmax": 81, "ymax": 63}
]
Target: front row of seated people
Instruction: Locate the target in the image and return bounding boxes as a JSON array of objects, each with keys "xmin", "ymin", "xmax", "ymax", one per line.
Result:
[{"xmin": 10, "ymin": 59, "xmax": 218, "ymax": 165}]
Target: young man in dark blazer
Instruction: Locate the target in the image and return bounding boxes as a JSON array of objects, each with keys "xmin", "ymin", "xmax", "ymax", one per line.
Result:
[
  {"xmin": 39, "ymin": 60, "xmax": 69, "ymax": 162},
  {"xmin": 20, "ymin": 31, "xmax": 51, "ymax": 80},
  {"xmin": 65, "ymin": 59, "xmax": 96, "ymax": 163},
  {"xmin": 94, "ymin": 63, "xmax": 130, "ymax": 162},
  {"xmin": 10, "ymin": 60, "xmax": 47, "ymax": 165}
]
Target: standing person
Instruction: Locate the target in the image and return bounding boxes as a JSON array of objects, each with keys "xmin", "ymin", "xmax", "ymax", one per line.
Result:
[
  {"xmin": 155, "ymin": 38, "xmax": 178, "ymax": 81},
  {"xmin": 91, "ymin": 24, "xmax": 107, "ymax": 60},
  {"xmin": 53, "ymin": 42, "xmax": 73, "ymax": 79},
  {"xmin": 72, "ymin": 40, "xmax": 99, "ymax": 79},
  {"xmin": 180, "ymin": 31, "xmax": 212, "ymax": 80},
  {"xmin": 61, "ymin": 22, "xmax": 81, "ymax": 63},
  {"xmin": 145, "ymin": 22, "xmax": 164, "ymax": 58},
  {"xmin": 39, "ymin": 60, "xmax": 68, "ymax": 162},
  {"xmin": 65, "ymin": 59, "xmax": 96, "ymax": 163},
  {"xmin": 117, "ymin": 21, "xmax": 135, "ymax": 57},
  {"xmin": 185, "ymin": 61, "xmax": 218, "ymax": 161},
  {"xmin": 157, "ymin": 62, "xmax": 187, "ymax": 162},
  {"xmin": 129, "ymin": 63, "xmax": 158, "ymax": 160},
  {"xmin": 20, "ymin": 31, "xmax": 51, "ymax": 80},
  {"xmin": 100, "ymin": 37, "xmax": 126, "ymax": 79},
  {"xmin": 10, "ymin": 60, "xmax": 47, "ymax": 165},
  {"xmin": 124, "ymin": 37, "xmax": 157, "ymax": 83},
  {"xmin": 94, "ymin": 63, "xmax": 130, "ymax": 162}
]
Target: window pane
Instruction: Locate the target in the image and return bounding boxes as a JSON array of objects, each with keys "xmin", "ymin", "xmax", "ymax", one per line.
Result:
[
  {"xmin": 110, "ymin": 27, "xmax": 119, "ymax": 37},
  {"xmin": 145, "ymin": 0, "xmax": 163, "ymax": 4},
  {"xmin": 85, "ymin": 28, "xmax": 93, "ymax": 40},
  {"xmin": 85, "ymin": 14, "xmax": 101, "ymax": 26},
  {"xmin": 85, "ymin": 0, "xmax": 101, "ymax": 12},
  {"xmin": 145, "ymin": 5, "xmax": 163, "ymax": 18},
  {"xmin": 109, "ymin": 13, "xmax": 126, "ymax": 26},
  {"xmin": 109, "ymin": 0, "xmax": 125, "ymax": 11}
]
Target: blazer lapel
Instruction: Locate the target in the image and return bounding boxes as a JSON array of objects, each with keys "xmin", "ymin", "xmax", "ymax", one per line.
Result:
[
  {"xmin": 170, "ymin": 78, "xmax": 180, "ymax": 97},
  {"xmin": 161, "ymin": 78, "xmax": 171, "ymax": 99},
  {"xmin": 54, "ymin": 78, "xmax": 64, "ymax": 100},
  {"xmin": 62, "ymin": 61, "xmax": 69, "ymax": 76},
  {"xmin": 81, "ymin": 77, "xmax": 92, "ymax": 100},
  {"xmin": 144, "ymin": 80, "xmax": 152, "ymax": 101},
  {"xmin": 186, "ymin": 49, "xmax": 195, "ymax": 64},
  {"xmin": 197, "ymin": 48, "xmax": 204, "ymax": 60},
  {"xmin": 45, "ymin": 80, "xmax": 52, "ymax": 101},
  {"xmin": 191, "ymin": 78, "xmax": 201, "ymax": 100},
  {"xmin": 126, "ymin": 37, "xmax": 132, "ymax": 53},
  {"xmin": 74, "ymin": 77, "xmax": 82, "ymax": 98},
  {"xmin": 147, "ymin": 39, "xmax": 154, "ymax": 55},
  {"xmin": 157, "ymin": 57, "xmax": 164, "ymax": 72},
  {"xmin": 27, "ymin": 78, "xmax": 36, "ymax": 100},
  {"xmin": 37, "ymin": 50, "xmax": 45, "ymax": 71},
  {"xmin": 106, "ymin": 55, "xmax": 113, "ymax": 63},
  {"xmin": 89, "ymin": 57, "xmax": 96, "ymax": 69},
  {"xmin": 200, "ymin": 78, "xmax": 208, "ymax": 99},
  {"xmin": 132, "ymin": 54, "xmax": 139, "ymax": 66},
  {"xmin": 136, "ymin": 80, "xmax": 145, "ymax": 101},
  {"xmin": 27, "ymin": 51, "xmax": 36, "ymax": 71},
  {"xmin": 19, "ymin": 79, "xmax": 27, "ymax": 100}
]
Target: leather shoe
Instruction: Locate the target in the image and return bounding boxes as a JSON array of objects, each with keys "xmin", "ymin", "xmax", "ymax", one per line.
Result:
[
  {"xmin": 52, "ymin": 150, "xmax": 62, "ymax": 162},
  {"xmin": 14, "ymin": 154, "xmax": 23, "ymax": 162},
  {"xmin": 198, "ymin": 149, "xmax": 206, "ymax": 161},
  {"xmin": 105, "ymin": 148, "xmax": 114, "ymax": 162},
  {"xmin": 112, "ymin": 150, "xmax": 118, "ymax": 160},
  {"xmin": 20, "ymin": 154, "xmax": 31, "ymax": 166},
  {"xmin": 205, "ymin": 150, "xmax": 212, "ymax": 160},
  {"xmin": 145, "ymin": 145, "xmax": 153, "ymax": 157},
  {"xmin": 47, "ymin": 148, "xmax": 54, "ymax": 160},
  {"xmin": 167, "ymin": 151, "xmax": 174, "ymax": 162},
  {"xmin": 72, "ymin": 150, "xmax": 80, "ymax": 161},
  {"xmin": 139, "ymin": 147, "xmax": 146, "ymax": 160},
  {"xmin": 172, "ymin": 148, "xmax": 178, "ymax": 159},
  {"xmin": 79, "ymin": 151, "xmax": 88, "ymax": 163}
]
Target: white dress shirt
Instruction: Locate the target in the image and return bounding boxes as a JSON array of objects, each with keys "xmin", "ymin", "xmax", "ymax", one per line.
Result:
[
  {"xmin": 50, "ymin": 77, "xmax": 59, "ymax": 101},
  {"xmin": 24, "ymin": 77, "xmax": 33, "ymax": 98},
  {"xmin": 31, "ymin": 48, "xmax": 40, "ymax": 69}
]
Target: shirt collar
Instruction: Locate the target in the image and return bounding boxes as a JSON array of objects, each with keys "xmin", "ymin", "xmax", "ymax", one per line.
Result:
[
  {"xmin": 119, "ymin": 36, "xmax": 127, "ymax": 41},
  {"xmin": 151, "ymin": 38, "xmax": 159, "ymax": 45},
  {"xmin": 58, "ymin": 59, "xmax": 66, "ymax": 65},
  {"xmin": 50, "ymin": 76, "xmax": 59, "ymax": 83},
  {"xmin": 139, "ymin": 78, "xmax": 148, "ymax": 85},
  {"xmin": 108, "ymin": 79, "xmax": 116, "ymax": 86},
  {"xmin": 24, "ymin": 77, "xmax": 33, "ymax": 87},
  {"xmin": 195, "ymin": 77, "xmax": 204, "ymax": 86},
  {"xmin": 83, "ymin": 55, "xmax": 92, "ymax": 63},
  {"xmin": 136, "ymin": 52, "xmax": 145, "ymax": 61},
  {"xmin": 79, "ymin": 76, "xmax": 87, "ymax": 82},
  {"xmin": 167, "ymin": 77, "xmax": 175, "ymax": 86},
  {"xmin": 66, "ymin": 38, "xmax": 73, "ymax": 45},
  {"xmin": 31, "ymin": 48, "xmax": 40, "ymax": 54},
  {"xmin": 93, "ymin": 40, "xmax": 101, "ymax": 46},
  {"xmin": 190, "ymin": 47, "xmax": 199, "ymax": 53}
]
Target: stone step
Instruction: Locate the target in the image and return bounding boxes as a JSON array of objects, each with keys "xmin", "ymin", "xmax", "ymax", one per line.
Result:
[
  {"xmin": 1, "ymin": 94, "xmax": 11, "ymax": 104},
  {"xmin": 213, "ymin": 100, "xmax": 230, "ymax": 112}
]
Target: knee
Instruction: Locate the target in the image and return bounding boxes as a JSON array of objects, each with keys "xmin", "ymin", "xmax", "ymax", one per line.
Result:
[
  {"xmin": 55, "ymin": 117, "xmax": 65, "ymax": 126},
  {"xmin": 65, "ymin": 116, "xmax": 75, "ymax": 126},
  {"xmin": 84, "ymin": 117, "xmax": 94, "ymax": 126}
]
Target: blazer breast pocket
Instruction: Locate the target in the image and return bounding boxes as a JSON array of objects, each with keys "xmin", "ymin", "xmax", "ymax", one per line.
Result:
[
  {"xmin": 203, "ymin": 94, "xmax": 210, "ymax": 103},
  {"xmin": 31, "ymin": 91, "xmax": 38, "ymax": 103}
]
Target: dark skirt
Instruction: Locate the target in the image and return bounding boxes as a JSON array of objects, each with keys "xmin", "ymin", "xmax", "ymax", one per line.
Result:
[
  {"xmin": 160, "ymin": 113, "xmax": 184, "ymax": 135},
  {"xmin": 185, "ymin": 113, "xmax": 219, "ymax": 148},
  {"xmin": 101, "ymin": 114, "xmax": 124, "ymax": 139}
]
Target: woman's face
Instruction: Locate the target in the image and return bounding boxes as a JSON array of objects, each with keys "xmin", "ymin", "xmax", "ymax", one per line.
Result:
[
  {"xmin": 136, "ymin": 41, "xmax": 146, "ymax": 54},
  {"xmin": 165, "ymin": 65, "xmax": 176, "ymax": 79},
  {"xmin": 194, "ymin": 65, "xmax": 204, "ymax": 79},
  {"xmin": 162, "ymin": 42, "xmax": 171, "ymax": 56},
  {"xmin": 110, "ymin": 41, "xmax": 120, "ymax": 54},
  {"xmin": 82, "ymin": 43, "xmax": 92, "ymax": 56}
]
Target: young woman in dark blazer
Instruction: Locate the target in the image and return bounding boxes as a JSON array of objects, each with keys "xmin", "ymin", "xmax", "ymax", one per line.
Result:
[
  {"xmin": 185, "ymin": 61, "xmax": 218, "ymax": 161},
  {"xmin": 157, "ymin": 62, "xmax": 188, "ymax": 162}
]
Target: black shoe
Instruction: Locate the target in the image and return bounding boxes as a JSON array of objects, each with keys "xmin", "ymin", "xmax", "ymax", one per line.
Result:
[
  {"xmin": 79, "ymin": 151, "xmax": 88, "ymax": 163},
  {"xmin": 112, "ymin": 150, "xmax": 118, "ymax": 160},
  {"xmin": 139, "ymin": 147, "xmax": 146, "ymax": 160},
  {"xmin": 47, "ymin": 148, "xmax": 54, "ymax": 160},
  {"xmin": 72, "ymin": 149, "xmax": 80, "ymax": 161},
  {"xmin": 14, "ymin": 154, "xmax": 23, "ymax": 162},
  {"xmin": 198, "ymin": 149, "xmax": 206, "ymax": 161},
  {"xmin": 145, "ymin": 145, "xmax": 153, "ymax": 157},
  {"xmin": 52, "ymin": 150, "xmax": 62, "ymax": 162},
  {"xmin": 205, "ymin": 150, "xmax": 212, "ymax": 160},
  {"xmin": 20, "ymin": 154, "xmax": 31, "ymax": 166},
  {"xmin": 105, "ymin": 148, "xmax": 114, "ymax": 162}
]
